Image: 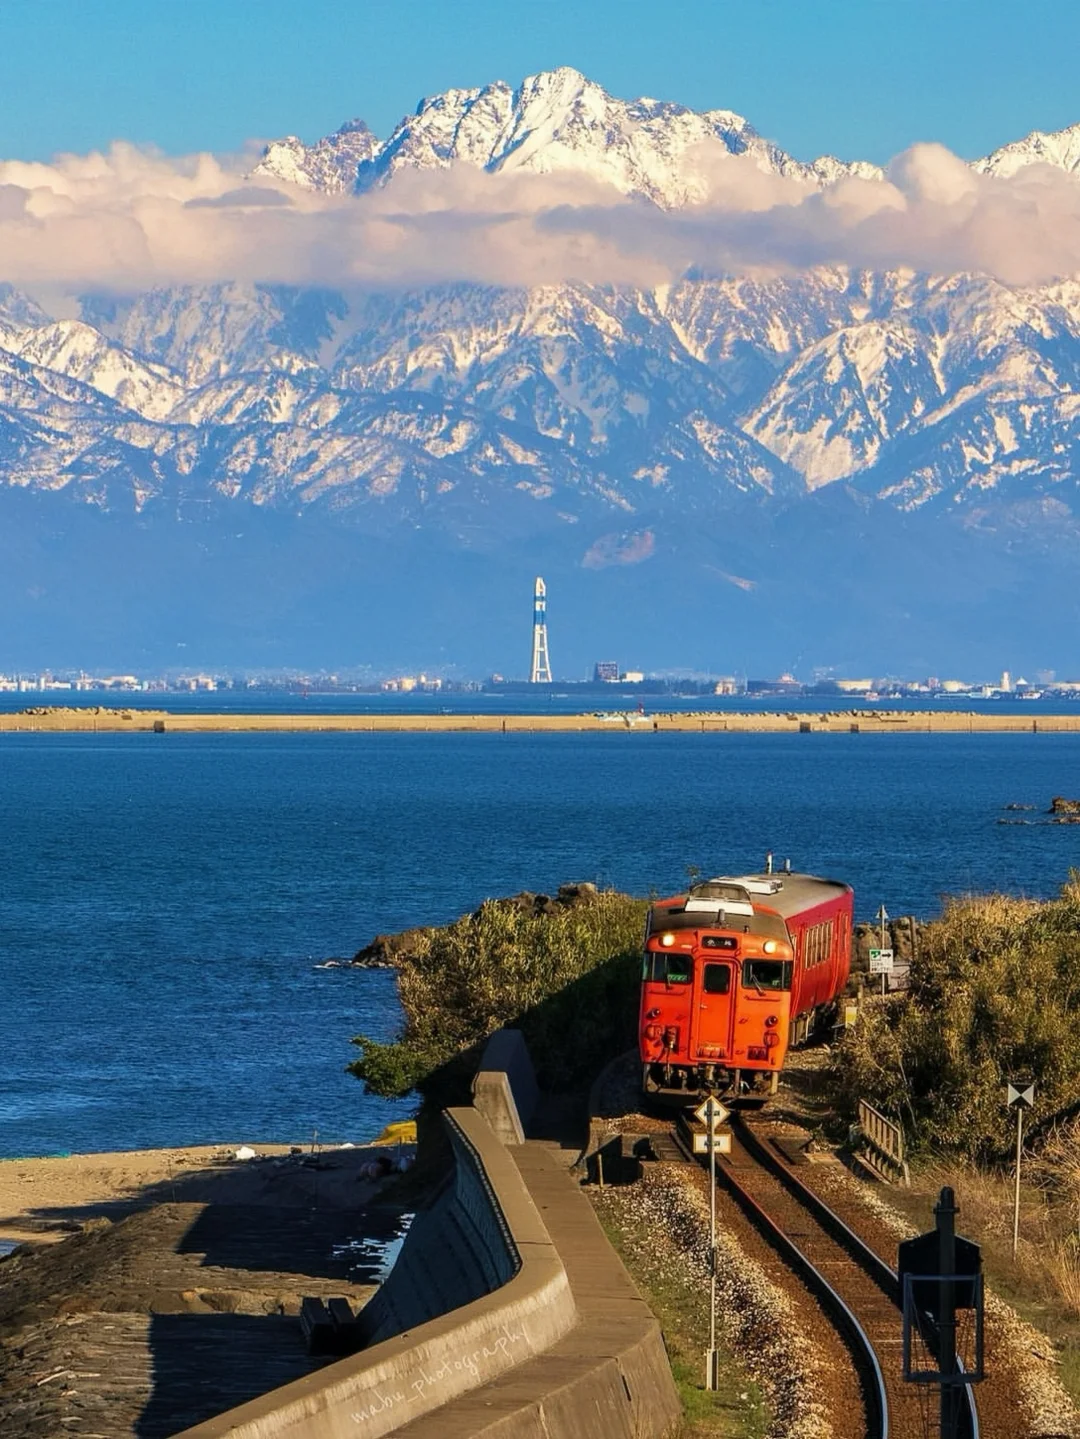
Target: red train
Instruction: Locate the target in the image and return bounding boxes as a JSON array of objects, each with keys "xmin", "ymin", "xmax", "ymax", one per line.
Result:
[{"xmin": 639, "ymin": 864, "xmax": 853, "ymax": 1100}]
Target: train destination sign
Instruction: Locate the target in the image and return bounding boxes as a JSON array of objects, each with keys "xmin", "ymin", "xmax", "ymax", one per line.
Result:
[{"xmin": 868, "ymin": 947, "xmax": 894, "ymax": 974}]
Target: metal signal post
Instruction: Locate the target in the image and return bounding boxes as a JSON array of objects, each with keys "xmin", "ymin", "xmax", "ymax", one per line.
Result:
[
  {"xmin": 876, "ymin": 903, "xmax": 889, "ymax": 997},
  {"xmin": 694, "ymin": 1095, "xmax": 729, "ymax": 1391},
  {"xmin": 1007, "ymin": 1081, "xmax": 1035, "ymax": 1259},
  {"xmin": 900, "ymin": 1186, "xmax": 984, "ymax": 1439}
]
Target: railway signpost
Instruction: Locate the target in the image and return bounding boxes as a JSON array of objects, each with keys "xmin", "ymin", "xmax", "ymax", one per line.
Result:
[
  {"xmin": 693, "ymin": 1096, "xmax": 730, "ymax": 1130},
  {"xmin": 1007, "ymin": 1080, "xmax": 1035, "ymax": 1258},
  {"xmin": 900, "ymin": 1186, "xmax": 984, "ymax": 1439},
  {"xmin": 696, "ymin": 1095, "xmax": 729, "ymax": 1392}
]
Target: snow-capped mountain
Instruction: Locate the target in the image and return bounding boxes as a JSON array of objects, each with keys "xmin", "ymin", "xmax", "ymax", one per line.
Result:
[
  {"xmin": 253, "ymin": 67, "xmax": 881, "ymax": 206},
  {"xmin": 4, "ymin": 71, "xmax": 1080, "ymax": 670},
  {"xmin": 975, "ymin": 122, "xmax": 1080, "ymax": 179},
  {"xmin": 252, "ymin": 118, "xmax": 379, "ymax": 192}
]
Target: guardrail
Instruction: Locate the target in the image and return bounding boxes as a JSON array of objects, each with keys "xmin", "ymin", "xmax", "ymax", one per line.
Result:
[{"xmin": 857, "ymin": 1099, "xmax": 910, "ymax": 1186}]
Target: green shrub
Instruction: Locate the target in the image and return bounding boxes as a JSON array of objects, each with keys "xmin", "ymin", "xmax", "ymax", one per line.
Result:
[
  {"xmin": 830, "ymin": 877, "xmax": 1080, "ymax": 1159},
  {"xmin": 349, "ymin": 891, "xmax": 647, "ymax": 1108}
]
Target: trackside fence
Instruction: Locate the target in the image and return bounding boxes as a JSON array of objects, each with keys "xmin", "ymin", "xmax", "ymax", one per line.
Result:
[{"xmin": 857, "ymin": 1099, "xmax": 910, "ymax": 1186}]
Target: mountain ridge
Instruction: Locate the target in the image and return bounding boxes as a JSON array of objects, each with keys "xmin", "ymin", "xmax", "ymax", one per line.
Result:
[{"xmin": 3, "ymin": 70, "xmax": 1080, "ymax": 670}]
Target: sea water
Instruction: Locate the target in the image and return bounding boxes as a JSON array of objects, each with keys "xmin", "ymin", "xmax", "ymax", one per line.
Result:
[{"xmin": 1, "ymin": 730, "xmax": 1078, "ymax": 1158}]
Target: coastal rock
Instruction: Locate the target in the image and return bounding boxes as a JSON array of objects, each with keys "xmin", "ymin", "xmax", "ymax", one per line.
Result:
[
  {"xmin": 351, "ymin": 926, "xmax": 432, "ymax": 968},
  {"xmin": 1049, "ymin": 797, "xmax": 1080, "ymax": 815}
]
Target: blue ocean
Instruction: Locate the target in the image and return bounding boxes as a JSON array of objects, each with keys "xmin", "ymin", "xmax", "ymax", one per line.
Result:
[{"xmin": 2, "ymin": 729, "xmax": 1078, "ymax": 1158}]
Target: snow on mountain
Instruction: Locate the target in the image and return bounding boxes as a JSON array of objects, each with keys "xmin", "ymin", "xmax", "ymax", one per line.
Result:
[
  {"xmin": 0, "ymin": 72, "xmax": 1080, "ymax": 545},
  {"xmin": 344, "ymin": 67, "xmax": 881, "ymax": 206},
  {"xmin": 79, "ymin": 284, "xmax": 346, "ymax": 386},
  {"xmin": 249, "ymin": 68, "xmax": 880, "ymax": 210},
  {"xmin": 747, "ymin": 320, "xmax": 943, "ymax": 487},
  {"xmin": 9, "ymin": 321, "xmax": 185, "ymax": 420},
  {"xmin": 975, "ymin": 122, "xmax": 1080, "ymax": 179},
  {"xmin": 252, "ymin": 118, "xmax": 379, "ymax": 192}
]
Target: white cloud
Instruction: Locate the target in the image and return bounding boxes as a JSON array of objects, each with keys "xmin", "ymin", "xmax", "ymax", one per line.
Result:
[{"xmin": 0, "ymin": 138, "xmax": 1079, "ymax": 293}]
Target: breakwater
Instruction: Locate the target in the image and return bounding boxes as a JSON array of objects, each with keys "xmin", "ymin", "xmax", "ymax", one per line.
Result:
[{"xmin": 3, "ymin": 706, "xmax": 1078, "ymax": 733}]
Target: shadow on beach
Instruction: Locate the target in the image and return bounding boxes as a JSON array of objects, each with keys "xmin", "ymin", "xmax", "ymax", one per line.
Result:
[{"xmin": 0, "ymin": 1147, "xmax": 417, "ymax": 1439}]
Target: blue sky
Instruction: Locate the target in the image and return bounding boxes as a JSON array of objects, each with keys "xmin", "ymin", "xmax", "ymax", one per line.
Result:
[{"xmin": 3, "ymin": 0, "xmax": 1079, "ymax": 165}]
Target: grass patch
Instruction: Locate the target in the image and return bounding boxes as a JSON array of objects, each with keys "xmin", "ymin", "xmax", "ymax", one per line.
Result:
[{"xmin": 593, "ymin": 1196, "xmax": 769, "ymax": 1438}]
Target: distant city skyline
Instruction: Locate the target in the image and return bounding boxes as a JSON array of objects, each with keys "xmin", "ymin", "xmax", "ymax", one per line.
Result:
[{"xmin": 3, "ymin": 0, "xmax": 1080, "ymax": 167}]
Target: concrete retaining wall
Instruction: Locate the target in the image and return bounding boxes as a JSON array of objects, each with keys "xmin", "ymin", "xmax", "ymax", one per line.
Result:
[
  {"xmin": 174, "ymin": 1087, "xmax": 680, "ymax": 1439},
  {"xmin": 471, "ymin": 1029, "xmax": 538, "ymax": 1146},
  {"xmin": 359, "ymin": 1111, "xmax": 520, "ymax": 1344},
  {"xmin": 173, "ymin": 1107, "xmax": 576, "ymax": 1439}
]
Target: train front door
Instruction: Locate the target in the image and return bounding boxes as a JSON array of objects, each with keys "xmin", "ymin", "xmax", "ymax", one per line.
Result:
[{"xmin": 692, "ymin": 959, "xmax": 736, "ymax": 1061}]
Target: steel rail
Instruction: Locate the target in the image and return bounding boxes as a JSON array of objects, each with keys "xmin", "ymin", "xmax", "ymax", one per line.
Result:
[
  {"xmin": 671, "ymin": 1122, "xmax": 889, "ymax": 1439},
  {"xmin": 733, "ymin": 1116, "xmax": 979, "ymax": 1439}
]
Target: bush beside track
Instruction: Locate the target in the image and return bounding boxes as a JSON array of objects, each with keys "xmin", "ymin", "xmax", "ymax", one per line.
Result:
[
  {"xmin": 830, "ymin": 873, "xmax": 1080, "ymax": 1161},
  {"xmin": 348, "ymin": 886, "xmax": 647, "ymax": 1111}
]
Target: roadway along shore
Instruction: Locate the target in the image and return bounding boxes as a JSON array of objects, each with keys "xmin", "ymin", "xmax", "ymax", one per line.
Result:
[{"xmin": 2, "ymin": 706, "xmax": 1079, "ymax": 733}]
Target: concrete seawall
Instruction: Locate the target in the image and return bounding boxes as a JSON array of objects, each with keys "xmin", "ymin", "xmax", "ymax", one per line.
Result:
[
  {"xmin": 173, "ymin": 1094, "xmax": 679, "ymax": 1439},
  {"xmin": 173, "ymin": 1107, "xmax": 574, "ymax": 1439},
  {"xmin": 2, "ymin": 705, "xmax": 1080, "ymax": 733}
]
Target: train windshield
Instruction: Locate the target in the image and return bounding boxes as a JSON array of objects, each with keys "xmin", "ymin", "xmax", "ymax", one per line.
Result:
[
  {"xmin": 702, "ymin": 963, "xmax": 732, "ymax": 994},
  {"xmin": 742, "ymin": 959, "xmax": 792, "ymax": 991},
  {"xmin": 646, "ymin": 951, "xmax": 692, "ymax": 984}
]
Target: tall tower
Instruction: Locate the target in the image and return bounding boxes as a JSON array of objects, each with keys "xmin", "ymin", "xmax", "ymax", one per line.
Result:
[{"xmin": 529, "ymin": 577, "xmax": 552, "ymax": 684}]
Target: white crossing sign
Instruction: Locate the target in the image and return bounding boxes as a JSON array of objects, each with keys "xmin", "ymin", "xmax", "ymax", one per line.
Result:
[
  {"xmin": 869, "ymin": 947, "xmax": 894, "ymax": 974},
  {"xmin": 693, "ymin": 1096, "xmax": 731, "ymax": 1131},
  {"xmin": 1007, "ymin": 1082, "xmax": 1035, "ymax": 1109},
  {"xmin": 693, "ymin": 1130, "xmax": 732, "ymax": 1156}
]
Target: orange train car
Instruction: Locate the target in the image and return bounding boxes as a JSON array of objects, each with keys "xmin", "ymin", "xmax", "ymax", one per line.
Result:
[{"xmin": 639, "ymin": 866, "xmax": 853, "ymax": 1100}]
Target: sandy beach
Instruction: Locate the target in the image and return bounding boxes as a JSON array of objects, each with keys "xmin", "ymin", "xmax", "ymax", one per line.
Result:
[
  {"xmin": 0, "ymin": 1135, "xmax": 418, "ymax": 1244},
  {"xmin": 0, "ymin": 1138, "xmax": 417, "ymax": 1438},
  {"xmin": 1, "ymin": 706, "xmax": 1078, "ymax": 733},
  {"xmin": 0, "ymin": 1143, "xmax": 320, "ymax": 1248}
]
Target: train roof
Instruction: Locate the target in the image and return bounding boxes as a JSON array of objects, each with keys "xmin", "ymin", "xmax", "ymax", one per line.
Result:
[
  {"xmin": 709, "ymin": 872, "xmax": 852, "ymax": 920},
  {"xmin": 648, "ymin": 871, "xmax": 850, "ymax": 934}
]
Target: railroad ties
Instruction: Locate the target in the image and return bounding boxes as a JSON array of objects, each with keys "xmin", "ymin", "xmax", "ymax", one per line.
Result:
[{"xmin": 668, "ymin": 1114, "xmax": 980, "ymax": 1439}]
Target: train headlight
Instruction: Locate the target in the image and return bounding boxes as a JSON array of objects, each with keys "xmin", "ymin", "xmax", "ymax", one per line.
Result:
[
  {"xmin": 763, "ymin": 940, "xmax": 778, "ymax": 954},
  {"xmin": 765, "ymin": 1014, "xmax": 778, "ymax": 1027},
  {"xmin": 660, "ymin": 932, "xmax": 675, "ymax": 947}
]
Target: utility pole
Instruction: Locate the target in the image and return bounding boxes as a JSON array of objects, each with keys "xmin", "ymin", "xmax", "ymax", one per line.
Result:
[{"xmin": 877, "ymin": 903, "xmax": 889, "ymax": 997}]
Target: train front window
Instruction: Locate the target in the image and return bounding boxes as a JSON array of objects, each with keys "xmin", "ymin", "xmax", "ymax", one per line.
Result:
[
  {"xmin": 649, "ymin": 951, "xmax": 692, "ymax": 983},
  {"xmin": 742, "ymin": 959, "xmax": 791, "ymax": 991},
  {"xmin": 703, "ymin": 963, "xmax": 731, "ymax": 994}
]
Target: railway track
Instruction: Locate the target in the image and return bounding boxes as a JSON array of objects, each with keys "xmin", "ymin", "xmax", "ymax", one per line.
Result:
[{"xmin": 667, "ymin": 1113, "xmax": 980, "ymax": 1439}]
